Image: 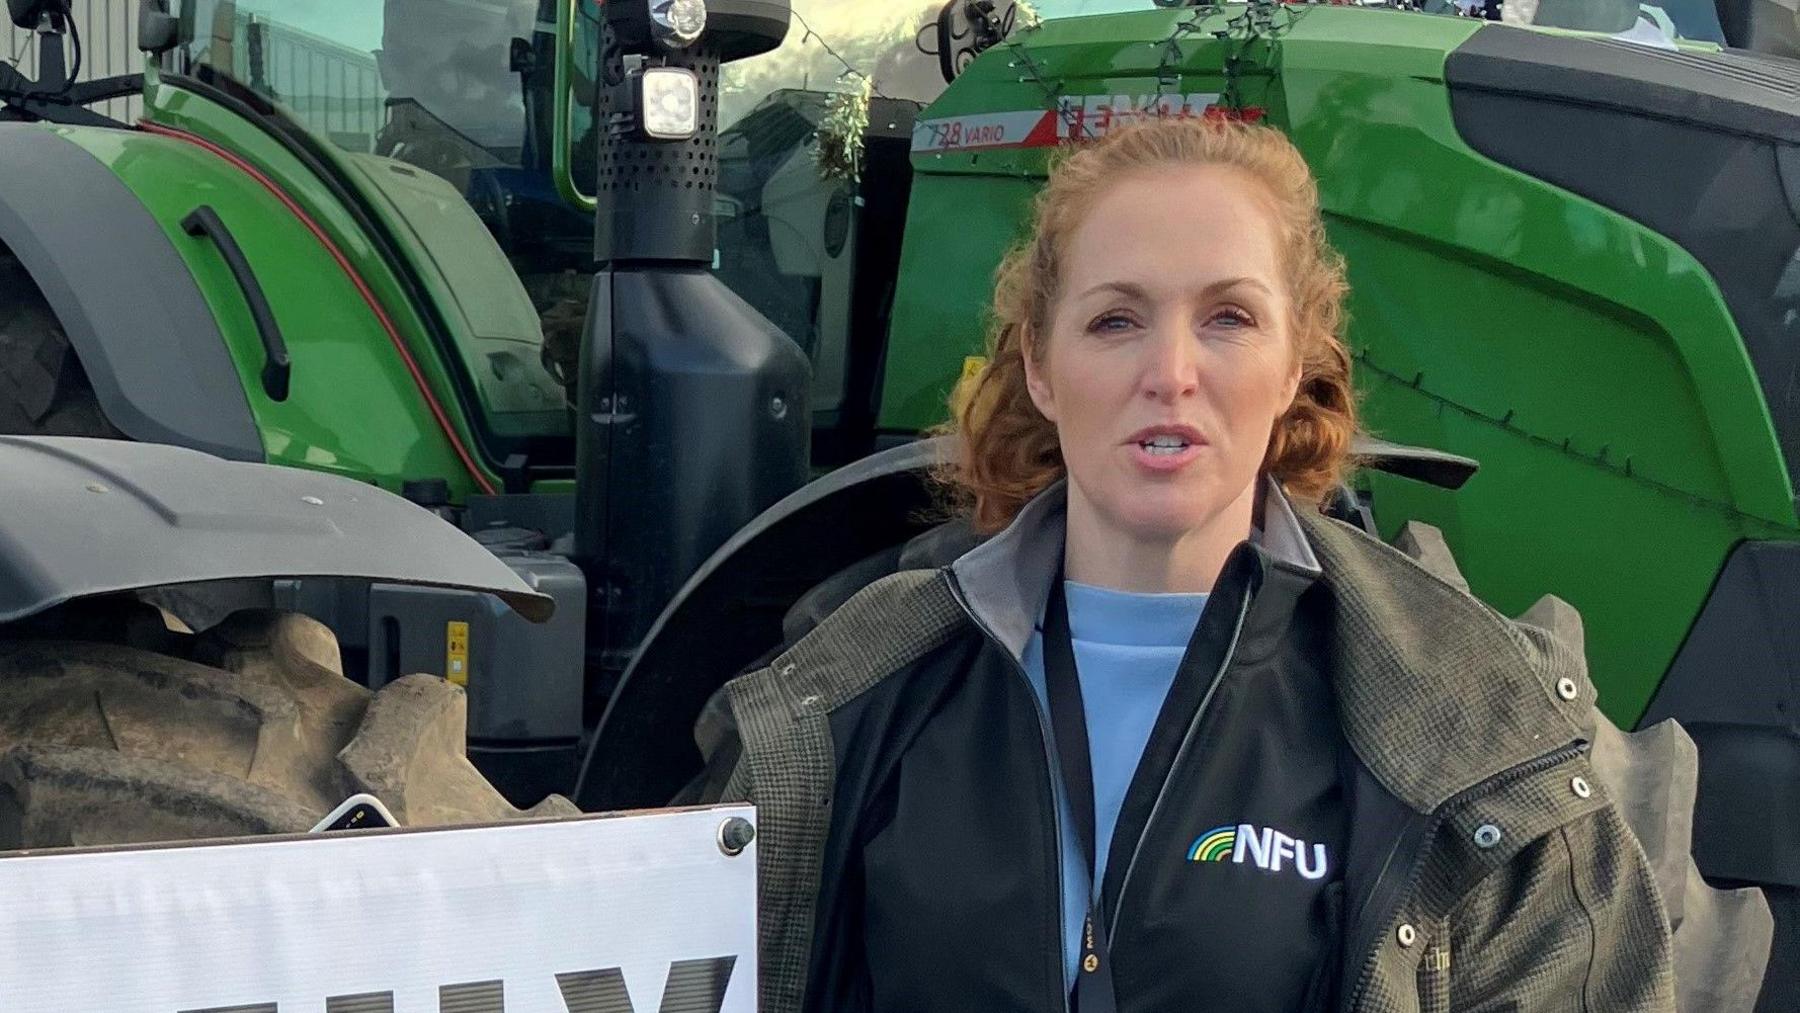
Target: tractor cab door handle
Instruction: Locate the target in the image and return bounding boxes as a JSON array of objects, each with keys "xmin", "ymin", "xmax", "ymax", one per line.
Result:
[{"xmin": 181, "ymin": 205, "xmax": 291, "ymax": 402}]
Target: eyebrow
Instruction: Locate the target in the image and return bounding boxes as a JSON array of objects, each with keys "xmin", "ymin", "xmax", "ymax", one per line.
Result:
[
  {"xmin": 1075, "ymin": 276, "xmax": 1274, "ymax": 301},
  {"xmin": 1076, "ymin": 280, "xmax": 1151, "ymax": 301}
]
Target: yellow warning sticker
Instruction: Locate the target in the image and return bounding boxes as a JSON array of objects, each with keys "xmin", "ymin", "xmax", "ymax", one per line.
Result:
[{"xmin": 446, "ymin": 621, "xmax": 470, "ymax": 687}]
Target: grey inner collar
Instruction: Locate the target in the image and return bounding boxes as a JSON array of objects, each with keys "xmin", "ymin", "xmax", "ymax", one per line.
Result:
[
  {"xmin": 949, "ymin": 475, "xmax": 1322, "ymax": 660},
  {"xmin": 1255, "ymin": 474, "xmax": 1323, "ymax": 575}
]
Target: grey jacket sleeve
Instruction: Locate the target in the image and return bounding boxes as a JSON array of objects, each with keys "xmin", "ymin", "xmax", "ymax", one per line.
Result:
[
  {"xmin": 1515, "ymin": 595, "xmax": 1774, "ymax": 1013},
  {"xmin": 1394, "ymin": 522, "xmax": 1772, "ymax": 1012},
  {"xmin": 1444, "ymin": 801, "xmax": 1676, "ymax": 1012}
]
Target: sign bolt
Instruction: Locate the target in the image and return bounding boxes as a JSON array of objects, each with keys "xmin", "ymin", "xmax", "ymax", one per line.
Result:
[{"xmin": 717, "ymin": 817, "xmax": 756, "ymax": 857}]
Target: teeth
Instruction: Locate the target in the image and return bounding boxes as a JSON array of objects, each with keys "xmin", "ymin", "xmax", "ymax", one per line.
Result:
[{"xmin": 1141, "ymin": 434, "xmax": 1190, "ymax": 453}]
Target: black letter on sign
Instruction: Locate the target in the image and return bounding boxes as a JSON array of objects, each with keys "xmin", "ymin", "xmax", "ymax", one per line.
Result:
[
  {"xmin": 327, "ymin": 993, "xmax": 396, "ymax": 1013},
  {"xmin": 556, "ymin": 956, "xmax": 737, "ymax": 1013},
  {"xmin": 440, "ymin": 979, "xmax": 505, "ymax": 1012},
  {"xmin": 658, "ymin": 957, "xmax": 737, "ymax": 1013},
  {"xmin": 181, "ymin": 1005, "xmax": 279, "ymax": 1012},
  {"xmin": 554, "ymin": 967, "xmax": 632, "ymax": 1013}
]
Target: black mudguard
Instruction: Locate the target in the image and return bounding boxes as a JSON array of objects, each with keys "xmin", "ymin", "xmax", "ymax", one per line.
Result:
[
  {"xmin": 0, "ymin": 124, "xmax": 261, "ymax": 461},
  {"xmin": 574, "ymin": 438, "xmax": 947, "ymax": 812},
  {"xmin": 0, "ymin": 435, "xmax": 552, "ymax": 624},
  {"xmin": 1641, "ymin": 539, "xmax": 1800, "ymax": 891},
  {"xmin": 1639, "ymin": 540, "xmax": 1800, "ymax": 1012},
  {"xmin": 574, "ymin": 434, "xmax": 1483, "ymax": 812}
]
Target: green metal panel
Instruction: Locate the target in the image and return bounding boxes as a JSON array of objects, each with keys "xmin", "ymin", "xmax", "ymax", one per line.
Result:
[
  {"xmin": 100, "ymin": 70, "xmax": 503, "ymax": 498},
  {"xmin": 339, "ymin": 153, "xmax": 567, "ymax": 441},
  {"xmin": 52, "ymin": 118, "xmax": 478, "ymax": 493},
  {"xmin": 878, "ymin": 6, "xmax": 1799, "ymax": 722}
]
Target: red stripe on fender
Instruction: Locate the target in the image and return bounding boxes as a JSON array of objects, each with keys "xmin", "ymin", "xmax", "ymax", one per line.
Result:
[{"xmin": 138, "ymin": 119, "xmax": 500, "ymax": 496}]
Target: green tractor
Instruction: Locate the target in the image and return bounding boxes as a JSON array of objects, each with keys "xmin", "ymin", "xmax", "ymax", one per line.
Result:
[{"xmin": 0, "ymin": 0, "xmax": 1795, "ymax": 1003}]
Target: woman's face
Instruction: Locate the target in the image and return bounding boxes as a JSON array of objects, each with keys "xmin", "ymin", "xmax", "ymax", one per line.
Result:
[{"xmin": 1025, "ymin": 165, "xmax": 1302, "ymax": 544}]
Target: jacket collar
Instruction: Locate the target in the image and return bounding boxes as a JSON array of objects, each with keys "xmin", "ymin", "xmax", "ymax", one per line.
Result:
[
  {"xmin": 945, "ymin": 477, "xmax": 1587, "ymax": 815},
  {"xmin": 1296, "ymin": 512, "xmax": 1588, "ymax": 813},
  {"xmin": 947, "ymin": 476, "xmax": 1320, "ymax": 662}
]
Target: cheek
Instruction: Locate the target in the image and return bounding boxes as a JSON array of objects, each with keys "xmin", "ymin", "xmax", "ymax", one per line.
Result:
[
  {"xmin": 1219, "ymin": 351, "xmax": 1300, "ymax": 434},
  {"xmin": 1052, "ymin": 359, "xmax": 1137, "ymax": 441}
]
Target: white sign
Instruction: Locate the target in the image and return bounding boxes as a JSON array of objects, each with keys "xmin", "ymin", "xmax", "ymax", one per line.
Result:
[{"xmin": 0, "ymin": 805, "xmax": 757, "ymax": 1012}]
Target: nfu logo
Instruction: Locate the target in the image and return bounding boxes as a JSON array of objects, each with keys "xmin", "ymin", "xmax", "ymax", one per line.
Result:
[{"xmin": 1188, "ymin": 824, "xmax": 1329, "ymax": 880}]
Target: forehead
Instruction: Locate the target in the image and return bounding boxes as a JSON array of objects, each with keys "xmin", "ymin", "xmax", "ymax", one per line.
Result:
[{"xmin": 1060, "ymin": 165, "xmax": 1284, "ymax": 295}]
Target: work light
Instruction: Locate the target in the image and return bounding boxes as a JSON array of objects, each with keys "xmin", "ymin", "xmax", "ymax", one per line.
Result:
[
  {"xmin": 635, "ymin": 66, "xmax": 700, "ymax": 140},
  {"xmin": 648, "ymin": 0, "xmax": 707, "ymax": 49}
]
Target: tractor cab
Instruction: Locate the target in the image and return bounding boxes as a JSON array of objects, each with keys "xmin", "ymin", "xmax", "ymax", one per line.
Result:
[{"xmin": 153, "ymin": 0, "xmax": 950, "ymax": 469}]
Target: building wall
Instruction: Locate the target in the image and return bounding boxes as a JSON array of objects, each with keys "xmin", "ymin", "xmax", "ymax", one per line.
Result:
[
  {"xmin": 4, "ymin": 1, "xmax": 144, "ymax": 123},
  {"xmin": 227, "ymin": 16, "xmax": 385, "ymax": 151},
  {"xmin": 5, "ymin": 5, "xmax": 382, "ymax": 144}
]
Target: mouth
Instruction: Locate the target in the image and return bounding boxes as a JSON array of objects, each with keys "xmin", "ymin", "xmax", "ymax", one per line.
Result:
[{"xmin": 1124, "ymin": 424, "xmax": 1208, "ymax": 456}]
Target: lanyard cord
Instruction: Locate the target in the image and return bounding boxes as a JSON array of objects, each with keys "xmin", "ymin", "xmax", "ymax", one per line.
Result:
[{"xmin": 1043, "ymin": 580, "xmax": 1120, "ymax": 1013}]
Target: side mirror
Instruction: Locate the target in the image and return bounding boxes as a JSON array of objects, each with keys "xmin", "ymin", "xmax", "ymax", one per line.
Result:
[
  {"xmin": 8, "ymin": 0, "xmax": 60, "ymax": 31},
  {"xmin": 138, "ymin": 0, "xmax": 181, "ymax": 56},
  {"xmin": 508, "ymin": 36, "xmax": 537, "ymax": 75}
]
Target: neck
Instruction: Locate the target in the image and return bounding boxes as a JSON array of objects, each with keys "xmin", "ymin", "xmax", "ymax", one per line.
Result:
[{"xmin": 1062, "ymin": 478, "xmax": 1259, "ymax": 594}]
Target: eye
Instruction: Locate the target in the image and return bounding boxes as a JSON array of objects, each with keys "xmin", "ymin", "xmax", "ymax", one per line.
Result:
[
  {"xmin": 1208, "ymin": 307, "xmax": 1256, "ymax": 329},
  {"xmin": 1086, "ymin": 311, "xmax": 1141, "ymax": 334}
]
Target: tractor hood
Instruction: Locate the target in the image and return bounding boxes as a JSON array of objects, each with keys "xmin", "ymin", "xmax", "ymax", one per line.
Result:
[{"xmin": 0, "ymin": 437, "xmax": 553, "ymax": 624}]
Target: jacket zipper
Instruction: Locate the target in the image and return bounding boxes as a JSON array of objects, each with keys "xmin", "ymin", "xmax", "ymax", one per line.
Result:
[
  {"xmin": 1107, "ymin": 588, "xmax": 1255, "ymax": 945},
  {"xmin": 1339, "ymin": 741, "xmax": 1588, "ymax": 1013},
  {"xmin": 944, "ymin": 573, "xmax": 1073, "ymax": 1013}
]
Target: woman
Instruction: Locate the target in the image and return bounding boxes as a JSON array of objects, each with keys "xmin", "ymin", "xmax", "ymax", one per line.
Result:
[{"xmin": 698, "ymin": 119, "xmax": 1680, "ymax": 1012}]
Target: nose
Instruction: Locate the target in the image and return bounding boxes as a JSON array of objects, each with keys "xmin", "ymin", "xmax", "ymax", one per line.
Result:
[{"xmin": 1139, "ymin": 321, "xmax": 1200, "ymax": 404}]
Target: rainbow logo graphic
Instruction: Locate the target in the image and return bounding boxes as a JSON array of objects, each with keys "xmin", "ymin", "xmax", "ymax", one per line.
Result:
[{"xmin": 1187, "ymin": 825, "xmax": 1238, "ymax": 863}]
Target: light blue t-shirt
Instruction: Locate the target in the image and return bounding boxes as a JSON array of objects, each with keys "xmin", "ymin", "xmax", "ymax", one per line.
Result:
[{"xmin": 1021, "ymin": 580, "xmax": 1209, "ymax": 988}]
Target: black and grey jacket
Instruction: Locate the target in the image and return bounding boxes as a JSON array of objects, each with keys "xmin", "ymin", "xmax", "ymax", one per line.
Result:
[{"xmin": 695, "ymin": 482, "xmax": 1772, "ymax": 1013}]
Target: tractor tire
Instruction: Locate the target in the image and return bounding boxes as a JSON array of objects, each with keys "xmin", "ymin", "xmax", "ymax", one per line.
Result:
[
  {"xmin": 0, "ymin": 604, "xmax": 576, "ymax": 850},
  {"xmin": 0, "ymin": 247, "xmax": 121, "ymax": 438},
  {"xmin": 1756, "ymin": 885, "xmax": 1798, "ymax": 1013}
]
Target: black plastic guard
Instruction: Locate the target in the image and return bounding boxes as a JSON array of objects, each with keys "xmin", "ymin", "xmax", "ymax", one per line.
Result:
[
  {"xmin": 1640, "ymin": 539, "xmax": 1800, "ymax": 891},
  {"xmin": 0, "ymin": 436, "xmax": 551, "ymax": 624},
  {"xmin": 0, "ymin": 124, "xmax": 262, "ymax": 461}
]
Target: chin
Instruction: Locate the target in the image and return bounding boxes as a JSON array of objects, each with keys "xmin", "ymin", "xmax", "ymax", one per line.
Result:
[{"xmin": 1102, "ymin": 493, "xmax": 1223, "ymax": 544}]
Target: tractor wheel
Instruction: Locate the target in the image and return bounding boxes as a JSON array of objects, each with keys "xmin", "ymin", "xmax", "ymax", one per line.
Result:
[
  {"xmin": 1757, "ymin": 885, "xmax": 1798, "ymax": 1013},
  {"xmin": 0, "ymin": 603, "xmax": 576, "ymax": 849},
  {"xmin": 0, "ymin": 247, "xmax": 121, "ymax": 438}
]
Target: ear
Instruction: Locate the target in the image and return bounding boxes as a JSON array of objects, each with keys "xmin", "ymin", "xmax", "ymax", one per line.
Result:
[
  {"xmin": 1281, "ymin": 349, "xmax": 1303, "ymax": 410},
  {"xmin": 1022, "ymin": 326, "xmax": 1059, "ymax": 423}
]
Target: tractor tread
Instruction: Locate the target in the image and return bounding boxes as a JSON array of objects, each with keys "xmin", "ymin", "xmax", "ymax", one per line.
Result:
[
  {"xmin": 0, "ymin": 246, "xmax": 121, "ymax": 438},
  {"xmin": 0, "ymin": 606, "xmax": 568, "ymax": 850}
]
